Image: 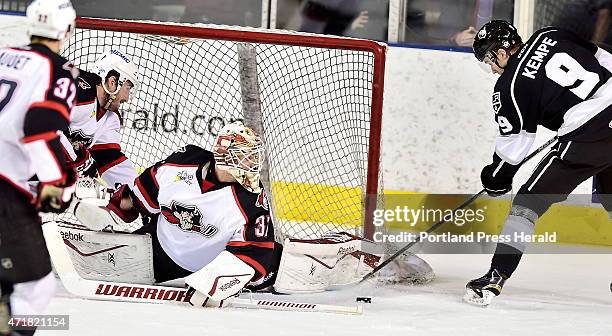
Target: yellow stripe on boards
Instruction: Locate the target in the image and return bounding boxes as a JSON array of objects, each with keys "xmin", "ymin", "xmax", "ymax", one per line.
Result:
[
  {"xmin": 129, "ymin": 171, "xmax": 612, "ymax": 247},
  {"xmin": 270, "ymin": 181, "xmax": 362, "ymax": 228}
]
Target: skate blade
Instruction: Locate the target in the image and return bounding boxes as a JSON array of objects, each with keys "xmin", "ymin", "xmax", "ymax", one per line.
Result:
[{"xmin": 463, "ymin": 288, "xmax": 495, "ymax": 307}]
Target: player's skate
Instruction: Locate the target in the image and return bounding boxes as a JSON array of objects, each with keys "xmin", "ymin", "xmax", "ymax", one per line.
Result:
[{"xmin": 463, "ymin": 268, "xmax": 507, "ymax": 307}]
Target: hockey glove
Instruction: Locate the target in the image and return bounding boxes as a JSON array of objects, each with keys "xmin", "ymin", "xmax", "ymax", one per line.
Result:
[
  {"xmin": 480, "ymin": 163, "xmax": 512, "ymax": 197},
  {"xmin": 69, "ymin": 146, "xmax": 98, "ymax": 178},
  {"xmin": 105, "ymin": 184, "xmax": 140, "ymax": 223},
  {"xmin": 36, "ymin": 169, "xmax": 77, "ymax": 213}
]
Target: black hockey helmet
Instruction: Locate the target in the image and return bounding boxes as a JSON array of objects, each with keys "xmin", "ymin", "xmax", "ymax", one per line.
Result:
[{"xmin": 473, "ymin": 20, "xmax": 522, "ymax": 62}]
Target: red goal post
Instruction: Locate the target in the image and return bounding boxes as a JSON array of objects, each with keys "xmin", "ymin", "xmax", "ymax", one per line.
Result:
[{"xmin": 64, "ymin": 17, "xmax": 386, "ymax": 241}]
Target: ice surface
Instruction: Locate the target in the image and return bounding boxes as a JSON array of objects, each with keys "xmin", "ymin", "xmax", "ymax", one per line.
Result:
[{"xmin": 39, "ymin": 249, "xmax": 612, "ymax": 336}]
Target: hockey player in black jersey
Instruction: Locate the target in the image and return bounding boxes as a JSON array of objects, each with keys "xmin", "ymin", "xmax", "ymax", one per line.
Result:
[
  {"xmin": 0, "ymin": 1, "xmax": 78, "ymax": 334},
  {"xmin": 465, "ymin": 20, "xmax": 612, "ymax": 306}
]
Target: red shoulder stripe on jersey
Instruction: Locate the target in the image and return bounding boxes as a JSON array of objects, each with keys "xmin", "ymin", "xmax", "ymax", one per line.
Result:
[
  {"xmin": 231, "ymin": 186, "xmax": 248, "ymax": 223},
  {"xmin": 233, "ymin": 254, "xmax": 266, "ymax": 281},
  {"xmin": 98, "ymin": 155, "xmax": 127, "ymax": 175},
  {"xmin": 91, "ymin": 143, "xmax": 121, "ymax": 151},
  {"xmin": 76, "ymin": 98, "xmax": 95, "ymax": 106},
  {"xmin": 135, "ymin": 174, "xmax": 159, "ymax": 209},
  {"xmin": 227, "ymin": 241, "xmax": 275, "ymax": 249},
  {"xmin": 22, "ymin": 131, "xmax": 58, "ymax": 143},
  {"xmin": 29, "ymin": 101, "xmax": 70, "ymax": 120},
  {"xmin": 0, "ymin": 174, "xmax": 34, "ymax": 201}
]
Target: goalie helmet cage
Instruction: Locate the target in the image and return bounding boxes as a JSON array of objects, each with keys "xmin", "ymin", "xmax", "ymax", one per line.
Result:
[{"xmin": 60, "ymin": 17, "xmax": 385, "ymax": 244}]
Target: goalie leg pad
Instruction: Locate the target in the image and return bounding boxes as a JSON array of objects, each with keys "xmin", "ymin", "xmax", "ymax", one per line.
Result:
[
  {"xmin": 58, "ymin": 226, "xmax": 155, "ymax": 284},
  {"xmin": 376, "ymin": 252, "xmax": 435, "ymax": 285},
  {"xmin": 273, "ymin": 233, "xmax": 381, "ymax": 294},
  {"xmin": 184, "ymin": 251, "xmax": 255, "ymax": 303},
  {"xmin": 273, "ymin": 233, "xmax": 436, "ymax": 293}
]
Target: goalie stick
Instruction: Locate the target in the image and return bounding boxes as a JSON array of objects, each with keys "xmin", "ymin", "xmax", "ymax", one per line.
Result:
[
  {"xmin": 43, "ymin": 222, "xmax": 362, "ymax": 315},
  {"xmin": 360, "ymin": 136, "xmax": 558, "ymax": 283}
]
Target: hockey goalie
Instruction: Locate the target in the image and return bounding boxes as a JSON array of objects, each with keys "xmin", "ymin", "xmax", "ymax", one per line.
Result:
[{"xmin": 56, "ymin": 121, "xmax": 433, "ymax": 306}]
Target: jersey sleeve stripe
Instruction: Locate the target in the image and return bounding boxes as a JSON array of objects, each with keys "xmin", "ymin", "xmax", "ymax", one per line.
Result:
[
  {"xmin": 151, "ymin": 166, "xmax": 160, "ymax": 188},
  {"xmin": 233, "ymin": 254, "xmax": 266, "ymax": 281},
  {"xmin": 134, "ymin": 175, "xmax": 159, "ymax": 210},
  {"xmin": 23, "ymin": 139, "xmax": 64, "ymax": 183},
  {"xmin": 227, "ymin": 241, "xmax": 275, "ymax": 249},
  {"xmin": 22, "ymin": 131, "xmax": 58, "ymax": 143},
  {"xmin": 98, "ymin": 155, "xmax": 128, "ymax": 175},
  {"xmin": 76, "ymin": 98, "xmax": 96, "ymax": 106},
  {"xmin": 162, "ymin": 163, "xmax": 200, "ymax": 168},
  {"xmin": 29, "ymin": 101, "xmax": 70, "ymax": 120},
  {"xmin": 91, "ymin": 143, "xmax": 121, "ymax": 150}
]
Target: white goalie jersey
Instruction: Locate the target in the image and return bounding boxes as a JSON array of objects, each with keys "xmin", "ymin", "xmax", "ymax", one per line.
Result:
[{"xmin": 129, "ymin": 145, "xmax": 281, "ymax": 288}]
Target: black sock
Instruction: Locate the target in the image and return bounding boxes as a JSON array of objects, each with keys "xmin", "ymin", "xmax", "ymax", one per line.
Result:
[{"xmin": 490, "ymin": 243, "xmax": 523, "ymax": 277}]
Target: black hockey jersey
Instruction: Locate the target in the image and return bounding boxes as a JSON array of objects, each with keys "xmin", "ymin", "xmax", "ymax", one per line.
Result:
[
  {"xmin": 130, "ymin": 145, "xmax": 277, "ymax": 285},
  {"xmin": 0, "ymin": 44, "xmax": 78, "ymax": 198},
  {"xmin": 489, "ymin": 27, "xmax": 612, "ymax": 177}
]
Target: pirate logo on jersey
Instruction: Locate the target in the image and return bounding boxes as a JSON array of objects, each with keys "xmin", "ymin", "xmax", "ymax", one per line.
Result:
[
  {"xmin": 66, "ymin": 128, "xmax": 94, "ymax": 151},
  {"xmin": 161, "ymin": 201, "xmax": 218, "ymax": 238},
  {"xmin": 255, "ymin": 189, "xmax": 269, "ymax": 211}
]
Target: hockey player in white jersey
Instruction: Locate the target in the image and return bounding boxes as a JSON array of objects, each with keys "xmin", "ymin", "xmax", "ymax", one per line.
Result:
[
  {"xmin": 101, "ymin": 121, "xmax": 282, "ymax": 303},
  {"xmin": 60, "ymin": 49, "xmax": 140, "ymax": 188},
  {"xmin": 0, "ymin": 1, "xmax": 77, "ymax": 334}
]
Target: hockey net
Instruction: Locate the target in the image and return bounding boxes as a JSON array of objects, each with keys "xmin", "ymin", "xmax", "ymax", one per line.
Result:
[{"xmin": 48, "ymin": 18, "xmax": 385, "ymax": 245}]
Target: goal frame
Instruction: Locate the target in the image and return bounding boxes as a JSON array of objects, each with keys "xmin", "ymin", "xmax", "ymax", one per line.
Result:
[{"xmin": 74, "ymin": 17, "xmax": 386, "ymax": 239}]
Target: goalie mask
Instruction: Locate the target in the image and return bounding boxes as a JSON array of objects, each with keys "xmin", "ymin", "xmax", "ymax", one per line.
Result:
[{"xmin": 213, "ymin": 122, "xmax": 264, "ymax": 193}]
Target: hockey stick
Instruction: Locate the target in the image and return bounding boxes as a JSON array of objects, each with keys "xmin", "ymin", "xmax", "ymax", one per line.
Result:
[
  {"xmin": 43, "ymin": 222, "xmax": 362, "ymax": 315},
  {"xmin": 360, "ymin": 136, "xmax": 558, "ymax": 282}
]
